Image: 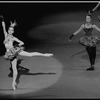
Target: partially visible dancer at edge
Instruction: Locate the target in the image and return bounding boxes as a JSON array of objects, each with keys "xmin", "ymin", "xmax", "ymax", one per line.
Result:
[{"xmin": 69, "ymin": 2, "xmax": 100, "ymax": 71}]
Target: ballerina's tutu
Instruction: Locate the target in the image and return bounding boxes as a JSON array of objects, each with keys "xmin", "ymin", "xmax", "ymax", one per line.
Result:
[
  {"xmin": 4, "ymin": 46, "xmax": 25, "ymax": 60},
  {"xmin": 79, "ymin": 36, "xmax": 100, "ymax": 47}
]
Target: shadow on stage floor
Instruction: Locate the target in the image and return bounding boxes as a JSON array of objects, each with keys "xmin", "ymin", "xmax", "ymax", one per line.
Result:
[{"xmin": 8, "ymin": 59, "xmax": 56, "ymax": 85}]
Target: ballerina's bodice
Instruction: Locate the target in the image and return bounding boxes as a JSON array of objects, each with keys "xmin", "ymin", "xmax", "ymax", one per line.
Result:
[
  {"xmin": 3, "ymin": 35, "xmax": 14, "ymax": 51},
  {"xmin": 83, "ymin": 24, "xmax": 94, "ymax": 36},
  {"xmin": 79, "ymin": 24, "xmax": 99, "ymax": 47}
]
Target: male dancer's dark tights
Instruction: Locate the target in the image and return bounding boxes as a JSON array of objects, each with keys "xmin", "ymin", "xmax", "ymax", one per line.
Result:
[{"xmin": 86, "ymin": 46, "xmax": 96, "ymax": 67}]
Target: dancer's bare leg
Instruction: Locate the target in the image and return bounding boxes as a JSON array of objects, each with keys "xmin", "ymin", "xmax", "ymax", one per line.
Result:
[
  {"xmin": 11, "ymin": 58, "xmax": 18, "ymax": 90},
  {"xmin": 19, "ymin": 51, "xmax": 53, "ymax": 57}
]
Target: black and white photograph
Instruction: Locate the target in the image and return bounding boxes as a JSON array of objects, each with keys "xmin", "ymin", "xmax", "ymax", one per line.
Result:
[{"xmin": 0, "ymin": 1, "xmax": 100, "ymax": 99}]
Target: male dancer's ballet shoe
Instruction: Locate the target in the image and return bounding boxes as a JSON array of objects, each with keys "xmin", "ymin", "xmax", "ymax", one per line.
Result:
[{"xmin": 86, "ymin": 66, "xmax": 94, "ymax": 71}]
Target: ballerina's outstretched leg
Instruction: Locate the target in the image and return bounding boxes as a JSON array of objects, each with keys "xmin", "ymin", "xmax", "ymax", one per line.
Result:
[{"xmin": 18, "ymin": 51, "xmax": 53, "ymax": 57}]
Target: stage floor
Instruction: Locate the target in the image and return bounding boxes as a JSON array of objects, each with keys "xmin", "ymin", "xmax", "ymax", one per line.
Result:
[{"xmin": 1, "ymin": 43, "xmax": 100, "ymax": 99}]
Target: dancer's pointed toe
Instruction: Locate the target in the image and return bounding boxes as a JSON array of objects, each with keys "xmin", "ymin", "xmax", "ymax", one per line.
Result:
[{"xmin": 12, "ymin": 82, "xmax": 17, "ymax": 90}]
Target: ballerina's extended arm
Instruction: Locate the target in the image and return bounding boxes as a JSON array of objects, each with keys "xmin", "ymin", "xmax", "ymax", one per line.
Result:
[
  {"xmin": 93, "ymin": 24, "xmax": 100, "ymax": 32},
  {"xmin": 0, "ymin": 15, "xmax": 8, "ymax": 37},
  {"xmin": 69, "ymin": 24, "xmax": 84, "ymax": 41}
]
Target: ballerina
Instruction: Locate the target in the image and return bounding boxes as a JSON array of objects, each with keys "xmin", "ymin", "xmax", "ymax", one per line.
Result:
[
  {"xmin": 0, "ymin": 15, "xmax": 53, "ymax": 90},
  {"xmin": 69, "ymin": 13, "xmax": 100, "ymax": 71}
]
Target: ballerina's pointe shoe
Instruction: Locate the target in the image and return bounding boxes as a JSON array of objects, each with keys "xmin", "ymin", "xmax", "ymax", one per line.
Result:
[
  {"xmin": 44, "ymin": 54, "xmax": 53, "ymax": 57},
  {"xmin": 49, "ymin": 54, "xmax": 53, "ymax": 56},
  {"xmin": 12, "ymin": 82, "xmax": 17, "ymax": 90}
]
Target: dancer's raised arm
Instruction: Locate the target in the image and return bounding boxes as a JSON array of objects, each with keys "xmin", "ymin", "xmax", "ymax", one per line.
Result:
[
  {"xmin": 0, "ymin": 15, "xmax": 8, "ymax": 37},
  {"xmin": 88, "ymin": 2, "xmax": 100, "ymax": 14},
  {"xmin": 92, "ymin": 2, "xmax": 100, "ymax": 12}
]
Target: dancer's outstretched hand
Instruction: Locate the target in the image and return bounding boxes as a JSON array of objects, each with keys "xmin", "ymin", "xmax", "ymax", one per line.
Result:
[{"xmin": 44, "ymin": 53, "xmax": 53, "ymax": 57}]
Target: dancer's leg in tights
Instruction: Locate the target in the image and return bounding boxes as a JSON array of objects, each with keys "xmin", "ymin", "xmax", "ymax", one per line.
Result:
[
  {"xmin": 86, "ymin": 46, "xmax": 96, "ymax": 70},
  {"xmin": 10, "ymin": 51, "xmax": 53, "ymax": 90},
  {"xmin": 10, "ymin": 58, "xmax": 18, "ymax": 90},
  {"xmin": 18, "ymin": 51, "xmax": 53, "ymax": 57}
]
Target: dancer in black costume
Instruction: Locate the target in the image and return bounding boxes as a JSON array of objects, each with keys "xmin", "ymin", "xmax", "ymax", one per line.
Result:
[
  {"xmin": 69, "ymin": 3, "xmax": 100, "ymax": 71},
  {"xmin": 0, "ymin": 15, "xmax": 53, "ymax": 90}
]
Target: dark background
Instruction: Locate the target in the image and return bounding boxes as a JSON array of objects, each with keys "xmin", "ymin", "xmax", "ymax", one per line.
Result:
[{"xmin": 0, "ymin": 2, "xmax": 99, "ymax": 55}]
